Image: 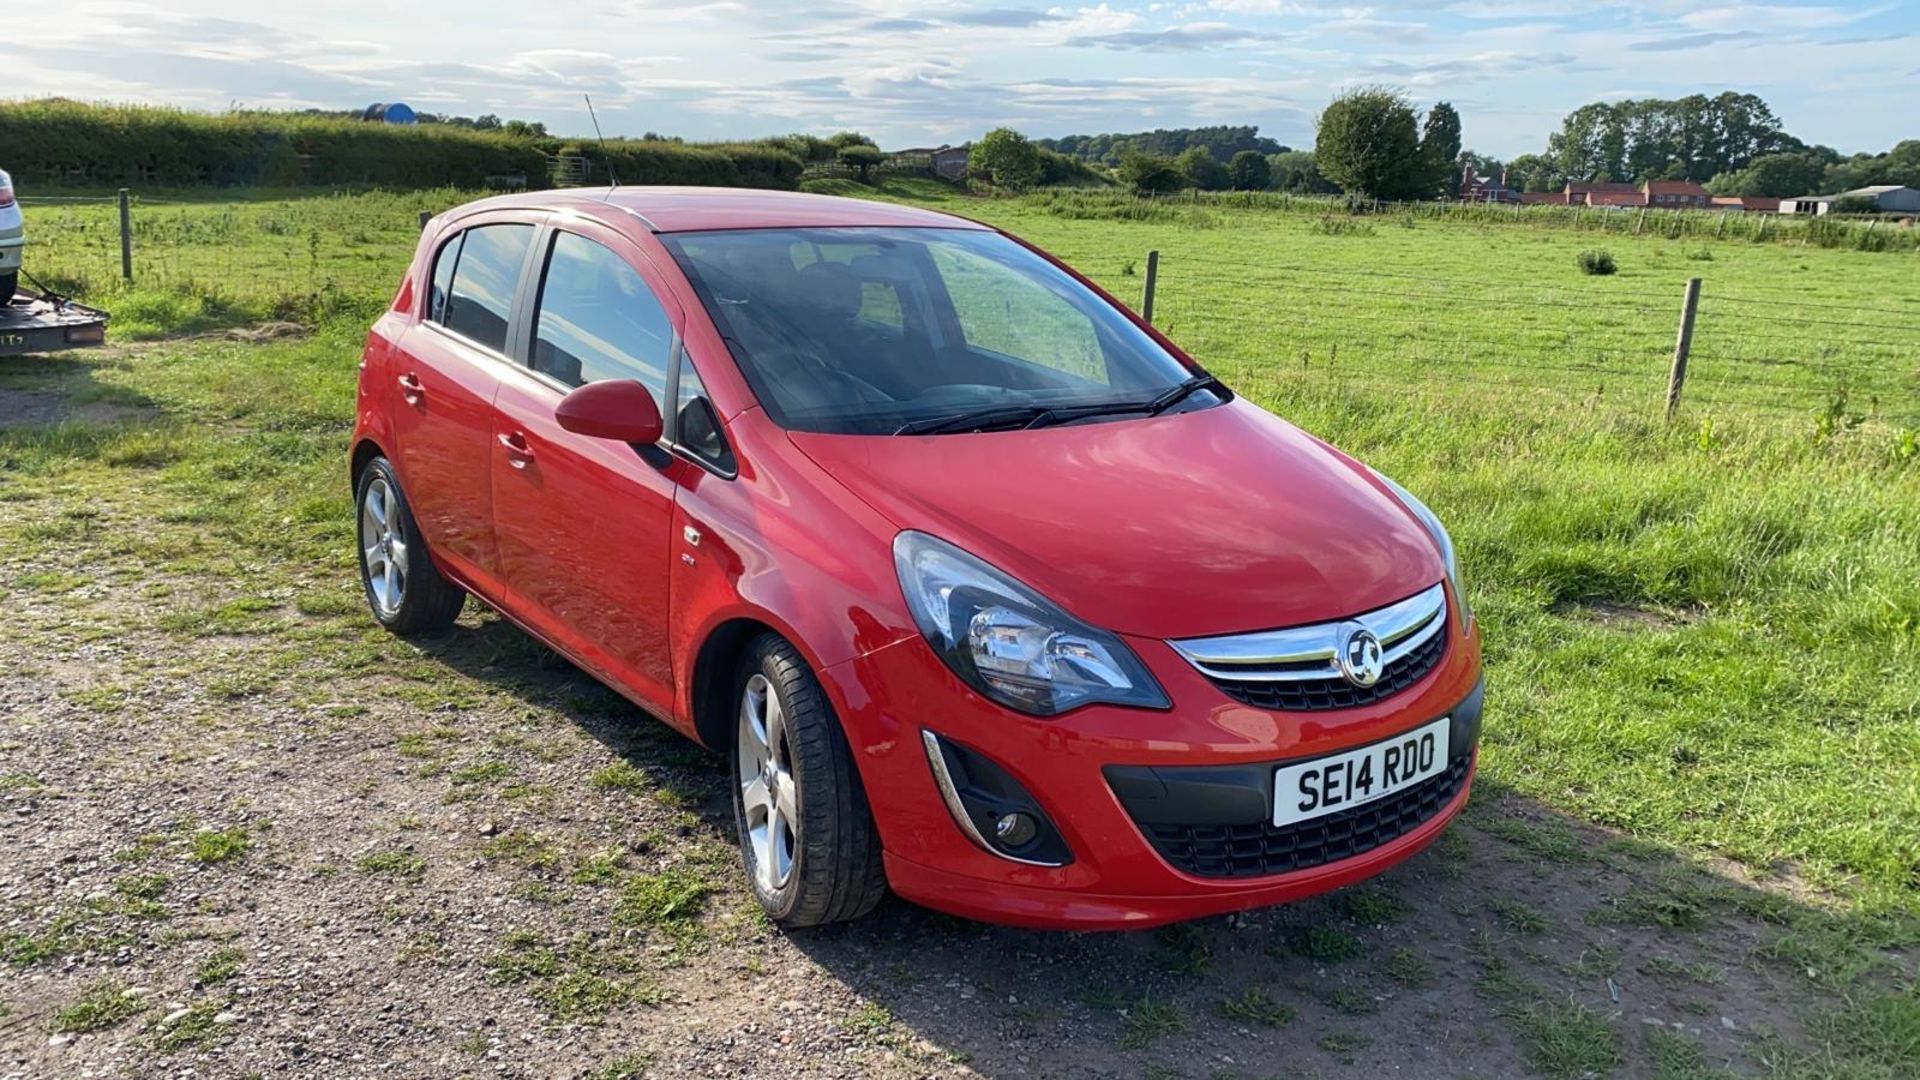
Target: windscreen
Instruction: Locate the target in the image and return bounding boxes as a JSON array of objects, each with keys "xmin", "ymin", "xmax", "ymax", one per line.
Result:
[{"xmin": 660, "ymin": 227, "xmax": 1205, "ymax": 434}]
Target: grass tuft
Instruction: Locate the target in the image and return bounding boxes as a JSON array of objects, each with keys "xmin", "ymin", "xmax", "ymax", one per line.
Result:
[
  {"xmin": 1215, "ymin": 987, "xmax": 1294, "ymax": 1028},
  {"xmin": 1505, "ymin": 999, "xmax": 1623, "ymax": 1079},
  {"xmin": 189, "ymin": 826, "xmax": 251, "ymax": 865},
  {"xmin": 357, "ymin": 849, "xmax": 428, "ymax": 883},
  {"xmin": 52, "ymin": 981, "xmax": 144, "ymax": 1033},
  {"xmin": 1120, "ymin": 996, "xmax": 1186, "ymax": 1050}
]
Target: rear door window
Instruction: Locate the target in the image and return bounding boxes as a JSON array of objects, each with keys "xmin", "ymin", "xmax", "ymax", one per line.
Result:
[
  {"xmin": 530, "ymin": 232, "xmax": 673, "ymax": 402},
  {"xmin": 443, "ymin": 224, "xmax": 535, "ymax": 353}
]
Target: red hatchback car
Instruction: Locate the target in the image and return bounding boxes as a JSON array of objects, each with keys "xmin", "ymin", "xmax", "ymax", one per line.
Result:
[{"xmin": 350, "ymin": 187, "xmax": 1482, "ymax": 930}]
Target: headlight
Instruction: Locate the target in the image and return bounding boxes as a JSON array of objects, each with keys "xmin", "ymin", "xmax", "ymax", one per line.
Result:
[
  {"xmin": 1372, "ymin": 471, "xmax": 1469, "ymax": 622},
  {"xmin": 893, "ymin": 530, "xmax": 1168, "ymax": 716}
]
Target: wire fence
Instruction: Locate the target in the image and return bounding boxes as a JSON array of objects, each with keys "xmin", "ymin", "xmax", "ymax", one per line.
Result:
[
  {"xmin": 1141, "ymin": 251, "xmax": 1920, "ymax": 425},
  {"xmin": 15, "ymin": 194, "xmax": 1920, "ymax": 426}
]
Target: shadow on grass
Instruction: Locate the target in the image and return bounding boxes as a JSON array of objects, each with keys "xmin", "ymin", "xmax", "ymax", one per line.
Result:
[
  {"xmin": 0, "ymin": 352, "xmax": 159, "ymax": 431},
  {"xmin": 408, "ymin": 613, "xmax": 1919, "ymax": 1080}
]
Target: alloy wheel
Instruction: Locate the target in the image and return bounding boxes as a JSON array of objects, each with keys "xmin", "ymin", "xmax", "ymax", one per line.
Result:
[
  {"xmin": 359, "ymin": 476, "xmax": 408, "ymax": 617},
  {"xmin": 737, "ymin": 673, "xmax": 798, "ymax": 893}
]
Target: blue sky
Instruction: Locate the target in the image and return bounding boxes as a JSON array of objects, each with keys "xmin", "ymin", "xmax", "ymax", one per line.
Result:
[{"xmin": 4, "ymin": 1, "xmax": 1915, "ymax": 157}]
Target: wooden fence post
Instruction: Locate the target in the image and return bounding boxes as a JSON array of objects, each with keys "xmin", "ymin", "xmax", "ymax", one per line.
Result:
[
  {"xmin": 118, "ymin": 189, "xmax": 133, "ymax": 283},
  {"xmin": 1666, "ymin": 277, "xmax": 1702, "ymax": 421},
  {"xmin": 1141, "ymin": 250, "xmax": 1159, "ymax": 325}
]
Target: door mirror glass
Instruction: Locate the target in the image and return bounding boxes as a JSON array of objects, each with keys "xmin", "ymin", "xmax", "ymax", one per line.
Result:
[{"xmin": 555, "ymin": 379, "xmax": 664, "ymax": 444}]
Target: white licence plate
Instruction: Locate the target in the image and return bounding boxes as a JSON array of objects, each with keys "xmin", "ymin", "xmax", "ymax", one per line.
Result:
[{"xmin": 1273, "ymin": 717, "xmax": 1450, "ymax": 827}]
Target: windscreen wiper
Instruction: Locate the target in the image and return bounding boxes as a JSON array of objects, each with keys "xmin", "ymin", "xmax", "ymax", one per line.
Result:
[
  {"xmin": 1020, "ymin": 375, "xmax": 1227, "ymax": 429},
  {"xmin": 894, "ymin": 377, "xmax": 1226, "ymax": 435},
  {"xmin": 1144, "ymin": 374, "xmax": 1225, "ymax": 415},
  {"xmin": 893, "ymin": 406, "xmax": 1051, "ymax": 436}
]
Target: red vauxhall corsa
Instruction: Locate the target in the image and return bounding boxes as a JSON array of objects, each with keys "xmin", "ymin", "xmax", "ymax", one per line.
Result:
[{"xmin": 350, "ymin": 187, "xmax": 1482, "ymax": 930}]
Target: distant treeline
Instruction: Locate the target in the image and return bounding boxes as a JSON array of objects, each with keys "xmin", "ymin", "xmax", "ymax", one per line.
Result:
[
  {"xmin": 1489, "ymin": 93, "xmax": 1920, "ymax": 198},
  {"xmin": 0, "ymin": 100, "xmax": 806, "ymax": 191},
  {"xmin": 1036, "ymin": 126, "xmax": 1288, "ymax": 165}
]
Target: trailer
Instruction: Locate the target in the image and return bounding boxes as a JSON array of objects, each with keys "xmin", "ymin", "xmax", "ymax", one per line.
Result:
[{"xmin": 0, "ymin": 291, "xmax": 109, "ymax": 357}]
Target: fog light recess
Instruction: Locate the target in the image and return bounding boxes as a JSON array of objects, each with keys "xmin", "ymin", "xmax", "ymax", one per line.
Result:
[{"xmin": 921, "ymin": 730, "xmax": 1072, "ymax": 867}]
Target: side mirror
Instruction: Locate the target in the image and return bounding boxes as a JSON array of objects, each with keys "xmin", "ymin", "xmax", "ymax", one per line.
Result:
[{"xmin": 554, "ymin": 380, "xmax": 664, "ymax": 444}]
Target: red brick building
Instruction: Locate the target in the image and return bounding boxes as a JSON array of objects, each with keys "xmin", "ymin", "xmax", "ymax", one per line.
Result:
[
  {"xmin": 1644, "ymin": 180, "xmax": 1711, "ymax": 208},
  {"xmin": 1526, "ymin": 179, "xmax": 1719, "ymax": 209},
  {"xmin": 1710, "ymin": 195, "xmax": 1781, "ymax": 213}
]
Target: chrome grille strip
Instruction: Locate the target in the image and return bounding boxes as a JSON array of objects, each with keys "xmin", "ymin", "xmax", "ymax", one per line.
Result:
[{"xmin": 1168, "ymin": 583, "xmax": 1448, "ymax": 684}]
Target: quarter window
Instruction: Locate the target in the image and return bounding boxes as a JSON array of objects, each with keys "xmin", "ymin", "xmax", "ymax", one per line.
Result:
[
  {"xmin": 673, "ymin": 359, "xmax": 733, "ymax": 471},
  {"xmin": 428, "ymin": 233, "xmax": 462, "ymax": 323},
  {"xmin": 443, "ymin": 224, "xmax": 535, "ymax": 353},
  {"xmin": 532, "ymin": 233, "xmax": 673, "ymax": 401}
]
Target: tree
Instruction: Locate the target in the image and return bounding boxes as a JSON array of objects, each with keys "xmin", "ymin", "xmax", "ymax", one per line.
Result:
[
  {"xmin": 1036, "ymin": 126, "xmax": 1285, "ymax": 163},
  {"xmin": 1035, "ymin": 147, "xmax": 1103, "ymax": 187},
  {"xmin": 1228, "ymin": 150, "xmax": 1271, "ymax": 191},
  {"xmin": 1420, "ymin": 102, "xmax": 1463, "ymax": 196},
  {"xmin": 1116, "ymin": 150, "xmax": 1186, "ymax": 195},
  {"xmin": 968, "ymin": 128, "xmax": 1044, "ymax": 191},
  {"xmin": 1546, "ymin": 93, "xmax": 1797, "ymax": 184},
  {"xmin": 1505, "ymin": 153, "xmax": 1563, "ymax": 193},
  {"xmin": 1314, "ymin": 87, "xmax": 1425, "ymax": 200},
  {"xmin": 827, "ymin": 131, "xmax": 876, "ymax": 149},
  {"xmin": 1176, "ymin": 146, "xmax": 1230, "ymax": 191},
  {"xmin": 1706, "ymin": 152, "xmax": 1827, "ymax": 197},
  {"xmin": 836, "ymin": 143, "xmax": 884, "ymax": 184},
  {"xmin": 473, "ymin": 114, "xmax": 502, "ymax": 131},
  {"xmin": 502, "ymin": 119, "xmax": 546, "ymax": 138},
  {"xmin": 1823, "ymin": 139, "xmax": 1920, "ymax": 192},
  {"xmin": 1269, "ymin": 150, "xmax": 1337, "ymax": 194}
]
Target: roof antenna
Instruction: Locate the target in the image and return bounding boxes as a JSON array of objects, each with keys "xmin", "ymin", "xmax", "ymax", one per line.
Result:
[{"xmin": 584, "ymin": 93, "xmax": 618, "ymax": 196}]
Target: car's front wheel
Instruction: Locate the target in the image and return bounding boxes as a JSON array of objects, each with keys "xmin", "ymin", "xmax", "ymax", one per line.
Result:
[
  {"xmin": 354, "ymin": 456, "xmax": 465, "ymax": 635},
  {"xmin": 731, "ymin": 634, "xmax": 887, "ymax": 927}
]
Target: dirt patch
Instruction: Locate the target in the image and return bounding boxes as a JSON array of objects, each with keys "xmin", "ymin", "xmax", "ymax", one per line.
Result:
[
  {"xmin": 0, "ymin": 387, "xmax": 155, "ymax": 428},
  {"xmin": 1555, "ymin": 599, "xmax": 1695, "ymax": 631},
  {"xmin": 222, "ymin": 321, "xmax": 310, "ymax": 343}
]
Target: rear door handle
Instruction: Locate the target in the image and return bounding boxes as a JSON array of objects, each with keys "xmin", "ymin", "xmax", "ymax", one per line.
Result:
[
  {"xmin": 498, "ymin": 431, "xmax": 534, "ymax": 468},
  {"xmin": 396, "ymin": 373, "xmax": 424, "ymax": 405}
]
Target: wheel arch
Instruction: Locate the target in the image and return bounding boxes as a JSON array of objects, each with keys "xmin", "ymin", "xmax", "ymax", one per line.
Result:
[
  {"xmin": 349, "ymin": 436, "xmax": 386, "ymax": 489},
  {"xmin": 686, "ymin": 616, "xmax": 784, "ymax": 753}
]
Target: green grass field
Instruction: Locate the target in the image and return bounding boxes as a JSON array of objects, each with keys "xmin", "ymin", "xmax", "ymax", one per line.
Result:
[
  {"xmin": 11, "ymin": 187, "xmax": 1920, "ymax": 914},
  {"xmin": 6, "ymin": 184, "xmax": 1919, "ymax": 1076}
]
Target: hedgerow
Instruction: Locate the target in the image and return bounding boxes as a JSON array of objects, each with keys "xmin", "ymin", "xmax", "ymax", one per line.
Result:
[{"xmin": 0, "ymin": 100, "xmax": 803, "ymax": 191}]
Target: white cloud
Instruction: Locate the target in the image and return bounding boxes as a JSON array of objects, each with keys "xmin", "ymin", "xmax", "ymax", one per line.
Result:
[{"xmin": 1678, "ymin": 3, "xmax": 1874, "ymax": 31}]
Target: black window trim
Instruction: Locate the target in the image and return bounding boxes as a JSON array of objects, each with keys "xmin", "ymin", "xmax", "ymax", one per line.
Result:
[
  {"xmin": 664, "ymin": 344, "xmax": 737, "ymax": 480},
  {"xmin": 425, "ymin": 229, "xmax": 466, "ymax": 328}
]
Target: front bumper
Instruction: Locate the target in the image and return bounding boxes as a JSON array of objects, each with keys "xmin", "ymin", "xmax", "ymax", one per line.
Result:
[{"xmin": 818, "ymin": 590, "xmax": 1483, "ymax": 929}]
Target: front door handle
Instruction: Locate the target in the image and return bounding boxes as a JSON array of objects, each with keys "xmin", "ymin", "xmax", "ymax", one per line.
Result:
[
  {"xmin": 396, "ymin": 373, "xmax": 424, "ymax": 405},
  {"xmin": 498, "ymin": 431, "xmax": 534, "ymax": 468}
]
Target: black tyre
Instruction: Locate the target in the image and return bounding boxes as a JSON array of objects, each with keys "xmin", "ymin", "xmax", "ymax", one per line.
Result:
[
  {"xmin": 354, "ymin": 456, "xmax": 465, "ymax": 635},
  {"xmin": 731, "ymin": 633, "xmax": 888, "ymax": 927},
  {"xmin": 0, "ymin": 272, "xmax": 16, "ymax": 302}
]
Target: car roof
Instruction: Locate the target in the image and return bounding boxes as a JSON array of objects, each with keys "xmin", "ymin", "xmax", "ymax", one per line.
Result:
[{"xmin": 445, "ymin": 186, "xmax": 991, "ymax": 235}]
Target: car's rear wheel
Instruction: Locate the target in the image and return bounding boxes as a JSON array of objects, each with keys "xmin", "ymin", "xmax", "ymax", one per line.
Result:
[
  {"xmin": 731, "ymin": 634, "xmax": 887, "ymax": 927},
  {"xmin": 0, "ymin": 272, "xmax": 16, "ymax": 302},
  {"xmin": 354, "ymin": 456, "xmax": 465, "ymax": 635}
]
